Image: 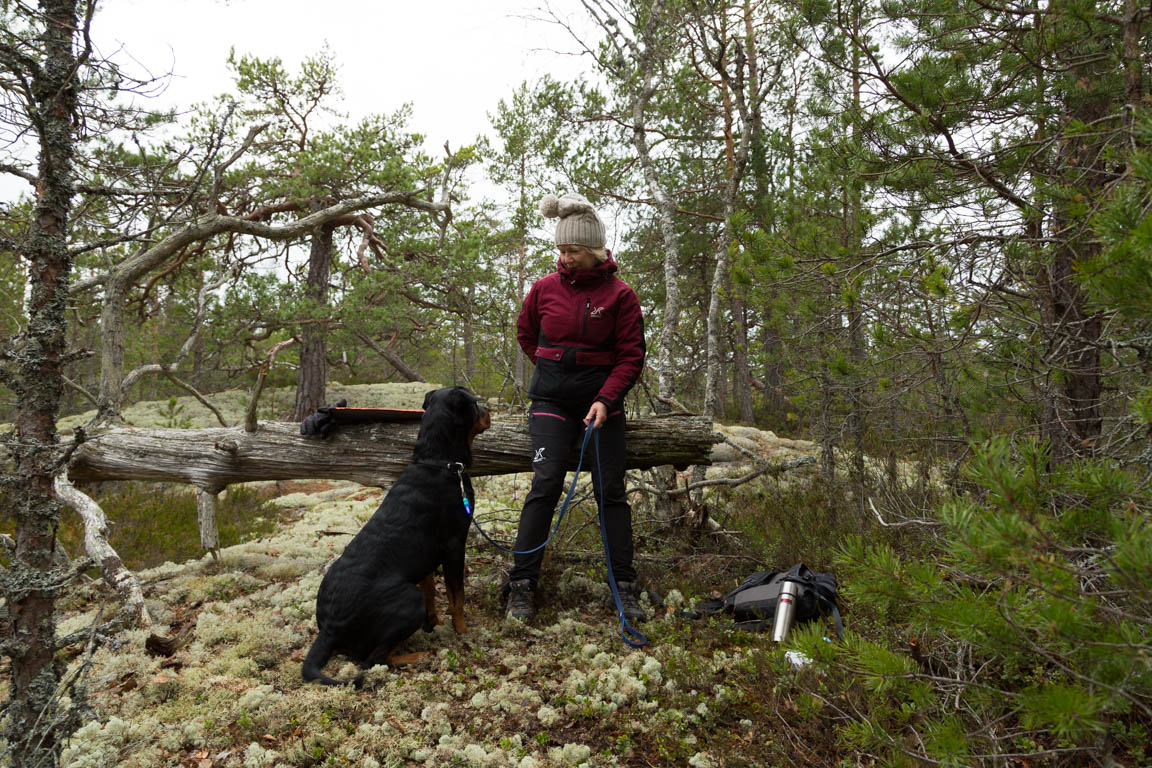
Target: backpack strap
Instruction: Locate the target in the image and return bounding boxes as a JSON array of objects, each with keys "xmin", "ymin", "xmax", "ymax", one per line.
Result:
[
  {"xmin": 679, "ymin": 597, "xmax": 728, "ymax": 620},
  {"xmin": 812, "ymin": 589, "xmax": 845, "ymax": 640},
  {"xmin": 830, "ymin": 603, "xmax": 845, "ymax": 640},
  {"xmin": 732, "ymin": 618, "xmax": 773, "ymax": 632}
]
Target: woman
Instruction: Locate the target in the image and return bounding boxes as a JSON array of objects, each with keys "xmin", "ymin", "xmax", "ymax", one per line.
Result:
[{"xmin": 504, "ymin": 192, "xmax": 647, "ymax": 624}]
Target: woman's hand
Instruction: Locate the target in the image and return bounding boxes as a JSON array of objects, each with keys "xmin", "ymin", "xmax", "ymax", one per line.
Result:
[{"xmin": 583, "ymin": 401, "xmax": 608, "ymax": 429}]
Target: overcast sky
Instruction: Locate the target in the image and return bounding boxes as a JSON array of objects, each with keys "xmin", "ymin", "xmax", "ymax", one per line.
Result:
[
  {"xmin": 3, "ymin": 0, "xmax": 600, "ymax": 203},
  {"xmin": 95, "ymin": 0, "xmax": 593, "ymax": 150}
]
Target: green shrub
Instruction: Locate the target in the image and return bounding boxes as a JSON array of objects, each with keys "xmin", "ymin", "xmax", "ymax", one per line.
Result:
[
  {"xmin": 157, "ymin": 396, "xmax": 193, "ymax": 429},
  {"xmin": 808, "ymin": 437, "xmax": 1152, "ymax": 765},
  {"xmin": 723, "ymin": 472, "xmax": 937, "ymax": 574}
]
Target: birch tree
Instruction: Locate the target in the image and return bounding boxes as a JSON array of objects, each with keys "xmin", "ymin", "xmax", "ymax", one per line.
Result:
[{"xmin": 574, "ymin": 0, "xmax": 688, "ymax": 411}]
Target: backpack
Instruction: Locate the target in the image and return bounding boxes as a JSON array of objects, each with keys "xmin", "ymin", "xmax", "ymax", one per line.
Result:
[{"xmin": 685, "ymin": 563, "xmax": 844, "ymax": 638}]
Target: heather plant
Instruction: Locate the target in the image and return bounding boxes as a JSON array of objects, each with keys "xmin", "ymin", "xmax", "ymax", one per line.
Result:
[{"xmin": 797, "ymin": 438, "xmax": 1152, "ymax": 765}]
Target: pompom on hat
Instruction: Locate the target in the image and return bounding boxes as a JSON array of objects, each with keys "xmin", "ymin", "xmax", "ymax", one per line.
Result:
[{"xmin": 540, "ymin": 192, "xmax": 607, "ymax": 253}]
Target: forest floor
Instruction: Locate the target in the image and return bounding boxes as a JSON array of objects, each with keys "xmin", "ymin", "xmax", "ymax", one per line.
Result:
[{"xmin": 35, "ymin": 385, "xmax": 858, "ymax": 768}]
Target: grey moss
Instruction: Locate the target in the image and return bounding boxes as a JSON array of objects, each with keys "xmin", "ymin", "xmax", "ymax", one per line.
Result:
[{"xmin": 46, "ymin": 386, "xmax": 816, "ymax": 768}]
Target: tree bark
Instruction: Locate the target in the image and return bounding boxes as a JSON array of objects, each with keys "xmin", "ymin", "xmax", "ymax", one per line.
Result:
[
  {"xmin": 694, "ymin": 5, "xmax": 760, "ymax": 524},
  {"xmin": 845, "ymin": 0, "xmax": 867, "ymax": 523},
  {"xmin": 293, "ymin": 223, "xmax": 335, "ymax": 421},
  {"xmin": 731, "ymin": 292, "xmax": 754, "ymax": 424},
  {"xmin": 463, "ymin": 282, "xmax": 476, "ymax": 383},
  {"xmin": 618, "ymin": 2, "xmax": 682, "ymax": 410},
  {"xmin": 65, "ymin": 416, "xmax": 720, "ymax": 488},
  {"xmin": 196, "ymin": 487, "xmax": 222, "ymax": 560},
  {"xmin": 1040, "ymin": 0, "xmax": 1108, "ymax": 464},
  {"xmin": 3, "ymin": 2, "xmax": 83, "ymax": 765},
  {"xmin": 818, "ymin": 365, "xmax": 837, "ymax": 483},
  {"xmin": 1040, "ymin": 241, "xmax": 1103, "ymax": 463},
  {"xmin": 96, "ymin": 277, "xmax": 130, "ymax": 424},
  {"xmin": 593, "ymin": 0, "xmax": 690, "ymax": 529},
  {"xmin": 515, "ymin": 155, "xmax": 529, "ymax": 398}
]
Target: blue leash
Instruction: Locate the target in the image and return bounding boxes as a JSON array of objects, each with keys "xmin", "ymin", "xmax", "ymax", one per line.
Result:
[
  {"xmin": 590, "ymin": 427, "xmax": 649, "ymax": 648},
  {"xmin": 458, "ymin": 424, "xmax": 648, "ymax": 648},
  {"xmin": 460, "ymin": 427, "xmax": 594, "ymax": 556}
]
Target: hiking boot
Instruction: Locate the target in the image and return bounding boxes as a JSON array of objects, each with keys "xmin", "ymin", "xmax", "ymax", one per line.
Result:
[
  {"xmin": 505, "ymin": 579, "xmax": 536, "ymax": 622},
  {"xmin": 616, "ymin": 581, "xmax": 648, "ymax": 623}
]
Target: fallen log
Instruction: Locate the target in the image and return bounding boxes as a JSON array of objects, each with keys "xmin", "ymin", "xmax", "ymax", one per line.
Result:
[{"xmin": 66, "ymin": 415, "xmax": 720, "ymax": 488}]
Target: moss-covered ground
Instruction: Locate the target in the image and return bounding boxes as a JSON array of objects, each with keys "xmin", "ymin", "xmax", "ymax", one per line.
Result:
[{"xmin": 13, "ymin": 386, "xmax": 855, "ymax": 768}]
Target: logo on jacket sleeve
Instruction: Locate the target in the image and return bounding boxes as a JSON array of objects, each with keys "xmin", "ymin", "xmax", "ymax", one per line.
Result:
[{"xmin": 533, "ymin": 447, "xmax": 546, "ymax": 463}]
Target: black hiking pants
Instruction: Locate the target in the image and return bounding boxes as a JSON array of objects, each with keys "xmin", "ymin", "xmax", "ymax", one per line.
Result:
[{"xmin": 508, "ymin": 399, "xmax": 636, "ymax": 587}]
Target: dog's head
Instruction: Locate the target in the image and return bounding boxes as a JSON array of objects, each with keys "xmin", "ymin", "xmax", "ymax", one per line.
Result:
[{"xmin": 413, "ymin": 386, "xmax": 491, "ymax": 466}]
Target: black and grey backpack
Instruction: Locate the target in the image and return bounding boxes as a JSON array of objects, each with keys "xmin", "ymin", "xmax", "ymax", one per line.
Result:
[{"xmin": 685, "ymin": 563, "xmax": 844, "ymax": 638}]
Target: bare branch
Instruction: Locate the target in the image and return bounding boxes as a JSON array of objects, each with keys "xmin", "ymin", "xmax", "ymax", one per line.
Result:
[
  {"xmin": 0, "ymin": 162, "xmax": 37, "ymax": 185},
  {"xmin": 633, "ymin": 454, "xmax": 816, "ymax": 498},
  {"xmin": 61, "ymin": 376, "xmax": 98, "ymax": 407},
  {"xmin": 245, "ymin": 337, "xmax": 298, "ymax": 433},
  {"xmin": 354, "ymin": 331, "xmax": 426, "ymax": 383},
  {"xmin": 87, "ymin": 191, "xmax": 449, "ymax": 292},
  {"xmin": 53, "ymin": 472, "xmax": 151, "ymax": 627},
  {"xmin": 212, "ymin": 117, "xmax": 269, "ymax": 202},
  {"xmin": 868, "ymin": 497, "xmax": 940, "ymax": 528}
]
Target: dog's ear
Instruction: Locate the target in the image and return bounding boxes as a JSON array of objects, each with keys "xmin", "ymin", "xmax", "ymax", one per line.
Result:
[
  {"xmin": 422, "ymin": 390, "xmax": 435, "ymax": 411},
  {"xmin": 452, "ymin": 391, "xmax": 482, "ymax": 434},
  {"xmin": 452, "ymin": 389, "xmax": 472, "ymax": 425}
]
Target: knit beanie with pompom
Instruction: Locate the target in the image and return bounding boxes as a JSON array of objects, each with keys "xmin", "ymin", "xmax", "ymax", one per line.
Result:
[{"xmin": 539, "ymin": 193, "xmax": 607, "ymax": 256}]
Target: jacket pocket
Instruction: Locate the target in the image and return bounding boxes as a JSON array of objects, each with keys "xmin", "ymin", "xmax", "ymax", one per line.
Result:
[{"xmin": 530, "ymin": 359, "xmax": 610, "ymax": 404}]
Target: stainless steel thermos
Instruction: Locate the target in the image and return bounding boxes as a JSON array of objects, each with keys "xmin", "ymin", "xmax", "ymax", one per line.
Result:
[{"xmin": 772, "ymin": 580, "xmax": 799, "ymax": 641}]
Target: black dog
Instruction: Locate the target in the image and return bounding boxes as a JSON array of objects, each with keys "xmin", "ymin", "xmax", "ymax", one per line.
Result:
[{"xmin": 302, "ymin": 386, "xmax": 491, "ymax": 686}]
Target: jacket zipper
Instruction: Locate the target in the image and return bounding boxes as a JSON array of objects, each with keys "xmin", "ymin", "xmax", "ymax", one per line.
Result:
[{"xmin": 583, "ymin": 298, "xmax": 591, "ymax": 340}]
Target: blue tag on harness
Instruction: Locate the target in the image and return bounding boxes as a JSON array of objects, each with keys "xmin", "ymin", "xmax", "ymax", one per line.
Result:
[{"xmin": 458, "ymin": 472, "xmax": 472, "ymax": 516}]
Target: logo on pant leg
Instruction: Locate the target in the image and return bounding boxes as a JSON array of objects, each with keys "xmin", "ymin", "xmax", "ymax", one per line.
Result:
[{"xmin": 533, "ymin": 447, "xmax": 546, "ymax": 463}]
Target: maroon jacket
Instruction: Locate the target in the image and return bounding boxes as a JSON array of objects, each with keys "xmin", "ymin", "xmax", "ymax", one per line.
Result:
[{"xmin": 517, "ymin": 254, "xmax": 646, "ymax": 409}]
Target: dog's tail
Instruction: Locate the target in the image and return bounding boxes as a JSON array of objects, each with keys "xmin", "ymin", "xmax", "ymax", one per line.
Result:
[{"xmin": 301, "ymin": 631, "xmax": 343, "ymax": 686}]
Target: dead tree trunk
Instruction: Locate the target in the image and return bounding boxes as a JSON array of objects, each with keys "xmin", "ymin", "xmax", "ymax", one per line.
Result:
[{"xmin": 65, "ymin": 416, "xmax": 720, "ymax": 488}]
